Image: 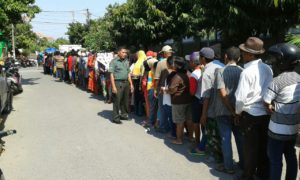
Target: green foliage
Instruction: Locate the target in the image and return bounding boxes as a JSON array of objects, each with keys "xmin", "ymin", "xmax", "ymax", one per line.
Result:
[
  {"xmin": 55, "ymin": 38, "xmax": 69, "ymax": 45},
  {"xmin": 199, "ymin": 0, "xmax": 300, "ymax": 46},
  {"xmin": 15, "ymin": 23, "xmax": 37, "ymax": 52},
  {"xmin": 34, "ymin": 37, "xmax": 69, "ymax": 52},
  {"xmin": 71, "ymin": 0, "xmax": 300, "ymax": 51},
  {"xmin": 66, "ymin": 22, "xmax": 89, "ymax": 45},
  {"xmin": 286, "ymin": 34, "xmax": 300, "ymax": 48},
  {"xmin": 0, "ymin": 0, "xmax": 40, "ymax": 36},
  {"xmin": 84, "ymin": 18, "xmax": 115, "ymax": 51}
]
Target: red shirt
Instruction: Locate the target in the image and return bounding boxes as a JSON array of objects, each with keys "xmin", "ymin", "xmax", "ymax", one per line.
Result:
[{"xmin": 67, "ymin": 56, "xmax": 73, "ymax": 71}]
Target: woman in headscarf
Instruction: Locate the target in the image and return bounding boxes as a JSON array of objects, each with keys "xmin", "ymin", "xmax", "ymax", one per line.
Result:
[{"xmin": 131, "ymin": 50, "xmax": 147, "ymax": 116}]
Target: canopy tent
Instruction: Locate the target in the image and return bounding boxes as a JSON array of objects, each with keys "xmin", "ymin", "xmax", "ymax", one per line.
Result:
[{"xmin": 44, "ymin": 48, "xmax": 57, "ymax": 54}]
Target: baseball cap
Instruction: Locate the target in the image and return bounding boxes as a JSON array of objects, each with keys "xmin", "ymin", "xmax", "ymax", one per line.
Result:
[
  {"xmin": 185, "ymin": 52, "xmax": 200, "ymax": 61},
  {"xmin": 146, "ymin": 50, "xmax": 155, "ymax": 57},
  {"xmin": 200, "ymin": 47, "xmax": 215, "ymax": 59},
  {"xmin": 159, "ymin": 45, "xmax": 174, "ymax": 53}
]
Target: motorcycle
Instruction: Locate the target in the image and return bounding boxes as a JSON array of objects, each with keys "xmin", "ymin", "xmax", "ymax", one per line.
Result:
[
  {"xmin": 0, "ymin": 130, "xmax": 17, "ymax": 180},
  {"xmin": 5, "ymin": 65, "xmax": 23, "ymax": 96}
]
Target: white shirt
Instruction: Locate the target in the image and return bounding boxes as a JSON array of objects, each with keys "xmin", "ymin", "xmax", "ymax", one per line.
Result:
[
  {"xmin": 235, "ymin": 59, "xmax": 273, "ymax": 116},
  {"xmin": 191, "ymin": 68, "xmax": 202, "ymax": 99},
  {"xmin": 163, "ymin": 80, "xmax": 171, "ymax": 106}
]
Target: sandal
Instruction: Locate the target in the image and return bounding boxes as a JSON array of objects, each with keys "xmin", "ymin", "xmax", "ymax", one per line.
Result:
[
  {"xmin": 171, "ymin": 140, "xmax": 183, "ymax": 145},
  {"xmin": 166, "ymin": 134, "xmax": 176, "ymax": 140},
  {"xmin": 141, "ymin": 121, "xmax": 148, "ymax": 127},
  {"xmin": 189, "ymin": 148, "xmax": 205, "ymax": 156},
  {"xmin": 215, "ymin": 164, "xmax": 235, "ymax": 174}
]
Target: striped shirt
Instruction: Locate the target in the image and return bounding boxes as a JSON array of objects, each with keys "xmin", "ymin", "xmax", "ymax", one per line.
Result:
[
  {"xmin": 263, "ymin": 71, "xmax": 300, "ymax": 140},
  {"xmin": 214, "ymin": 64, "xmax": 243, "ymax": 117}
]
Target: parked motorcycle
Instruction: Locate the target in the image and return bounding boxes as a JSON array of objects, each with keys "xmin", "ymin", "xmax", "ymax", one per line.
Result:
[
  {"xmin": 4, "ymin": 63, "xmax": 23, "ymax": 96},
  {"xmin": 0, "ymin": 130, "xmax": 17, "ymax": 180}
]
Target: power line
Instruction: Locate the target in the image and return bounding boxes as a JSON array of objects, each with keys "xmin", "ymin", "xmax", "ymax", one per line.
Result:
[
  {"xmin": 40, "ymin": 9, "xmax": 86, "ymax": 13},
  {"xmin": 31, "ymin": 21, "xmax": 70, "ymax": 25},
  {"xmin": 31, "ymin": 21, "xmax": 85, "ymax": 25}
]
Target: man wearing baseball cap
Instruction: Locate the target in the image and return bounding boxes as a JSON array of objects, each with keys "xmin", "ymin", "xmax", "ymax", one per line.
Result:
[
  {"xmin": 199, "ymin": 47, "xmax": 224, "ymax": 164},
  {"xmin": 235, "ymin": 37, "xmax": 273, "ymax": 180},
  {"xmin": 154, "ymin": 45, "xmax": 174, "ymax": 133}
]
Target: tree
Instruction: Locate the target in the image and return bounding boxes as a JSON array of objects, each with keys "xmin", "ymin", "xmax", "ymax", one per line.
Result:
[
  {"xmin": 14, "ymin": 23, "xmax": 37, "ymax": 52},
  {"xmin": 199, "ymin": 0, "xmax": 300, "ymax": 46},
  {"xmin": 0, "ymin": 0, "xmax": 40, "ymax": 36},
  {"xmin": 55, "ymin": 38, "xmax": 69, "ymax": 45},
  {"xmin": 104, "ymin": 0, "xmax": 204, "ymax": 51},
  {"xmin": 66, "ymin": 22, "xmax": 89, "ymax": 45},
  {"xmin": 84, "ymin": 18, "xmax": 115, "ymax": 51}
]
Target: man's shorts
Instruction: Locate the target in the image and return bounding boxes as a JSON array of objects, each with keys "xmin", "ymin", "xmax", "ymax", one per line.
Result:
[
  {"xmin": 192, "ymin": 97, "xmax": 203, "ymax": 124},
  {"xmin": 172, "ymin": 103, "xmax": 192, "ymax": 124}
]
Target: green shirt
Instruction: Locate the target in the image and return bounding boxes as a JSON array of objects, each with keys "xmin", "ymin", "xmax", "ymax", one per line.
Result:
[{"xmin": 109, "ymin": 57, "xmax": 130, "ymax": 80}]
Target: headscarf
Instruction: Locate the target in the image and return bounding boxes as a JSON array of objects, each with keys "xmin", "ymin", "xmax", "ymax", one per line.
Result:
[{"xmin": 132, "ymin": 50, "xmax": 147, "ymax": 76}]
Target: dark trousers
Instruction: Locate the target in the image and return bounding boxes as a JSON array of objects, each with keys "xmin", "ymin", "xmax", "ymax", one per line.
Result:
[
  {"xmin": 133, "ymin": 78, "xmax": 144, "ymax": 116},
  {"xmin": 268, "ymin": 137, "xmax": 298, "ymax": 180},
  {"xmin": 56, "ymin": 68, "xmax": 64, "ymax": 81},
  {"xmin": 148, "ymin": 89, "xmax": 157, "ymax": 125},
  {"xmin": 112, "ymin": 81, "xmax": 129, "ymax": 121},
  {"xmin": 240, "ymin": 112, "xmax": 270, "ymax": 180}
]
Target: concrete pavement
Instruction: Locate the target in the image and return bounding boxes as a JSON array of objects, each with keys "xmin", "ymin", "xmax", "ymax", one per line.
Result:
[{"xmin": 0, "ymin": 68, "xmax": 295, "ymax": 180}]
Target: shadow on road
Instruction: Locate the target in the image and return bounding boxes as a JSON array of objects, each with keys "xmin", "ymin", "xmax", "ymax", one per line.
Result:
[
  {"xmin": 98, "ymin": 110, "xmax": 113, "ymax": 123},
  {"xmin": 128, "ymin": 113, "xmax": 235, "ymax": 180},
  {"xmin": 89, "ymin": 93, "xmax": 105, "ymax": 101},
  {"xmin": 22, "ymin": 77, "xmax": 40, "ymax": 86}
]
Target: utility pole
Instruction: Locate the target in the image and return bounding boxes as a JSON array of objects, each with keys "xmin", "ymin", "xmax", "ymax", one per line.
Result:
[
  {"xmin": 11, "ymin": 24, "xmax": 16, "ymax": 59},
  {"xmin": 71, "ymin": 11, "xmax": 75, "ymax": 23},
  {"xmin": 86, "ymin": 9, "xmax": 91, "ymax": 26}
]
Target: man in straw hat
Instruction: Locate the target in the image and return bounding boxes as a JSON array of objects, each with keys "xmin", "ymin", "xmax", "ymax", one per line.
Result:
[{"xmin": 235, "ymin": 37, "xmax": 273, "ymax": 180}]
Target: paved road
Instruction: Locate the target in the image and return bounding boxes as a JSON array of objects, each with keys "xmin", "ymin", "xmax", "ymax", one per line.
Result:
[{"xmin": 0, "ymin": 68, "xmax": 295, "ymax": 180}]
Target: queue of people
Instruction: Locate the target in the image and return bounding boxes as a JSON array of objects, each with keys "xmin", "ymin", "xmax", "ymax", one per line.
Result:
[
  {"xmin": 43, "ymin": 37, "xmax": 300, "ymax": 180},
  {"xmin": 42, "ymin": 50, "xmax": 114, "ymax": 103}
]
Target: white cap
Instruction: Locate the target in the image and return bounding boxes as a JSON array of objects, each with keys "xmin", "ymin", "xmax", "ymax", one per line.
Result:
[{"xmin": 159, "ymin": 45, "xmax": 174, "ymax": 53}]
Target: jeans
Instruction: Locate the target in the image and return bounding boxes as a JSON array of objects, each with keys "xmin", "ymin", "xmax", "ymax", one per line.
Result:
[
  {"xmin": 197, "ymin": 127, "xmax": 207, "ymax": 151},
  {"xmin": 56, "ymin": 68, "xmax": 64, "ymax": 81},
  {"xmin": 158, "ymin": 94, "xmax": 168, "ymax": 131},
  {"xmin": 148, "ymin": 89, "xmax": 157, "ymax": 125},
  {"xmin": 216, "ymin": 115, "xmax": 244, "ymax": 170},
  {"xmin": 163, "ymin": 105, "xmax": 176, "ymax": 137},
  {"xmin": 268, "ymin": 137, "xmax": 298, "ymax": 180}
]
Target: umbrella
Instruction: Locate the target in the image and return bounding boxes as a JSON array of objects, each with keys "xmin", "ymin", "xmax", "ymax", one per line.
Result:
[{"xmin": 44, "ymin": 48, "xmax": 57, "ymax": 54}]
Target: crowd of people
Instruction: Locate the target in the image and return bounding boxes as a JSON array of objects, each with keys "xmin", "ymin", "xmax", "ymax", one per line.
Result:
[
  {"xmin": 42, "ymin": 37, "xmax": 300, "ymax": 180},
  {"xmin": 42, "ymin": 50, "xmax": 115, "ymax": 103}
]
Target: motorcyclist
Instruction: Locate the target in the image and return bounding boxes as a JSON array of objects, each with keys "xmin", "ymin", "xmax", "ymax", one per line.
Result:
[{"xmin": 263, "ymin": 43, "xmax": 300, "ymax": 180}]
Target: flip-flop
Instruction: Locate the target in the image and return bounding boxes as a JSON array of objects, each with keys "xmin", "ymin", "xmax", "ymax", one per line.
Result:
[
  {"xmin": 171, "ymin": 140, "xmax": 183, "ymax": 145},
  {"xmin": 215, "ymin": 164, "xmax": 235, "ymax": 174},
  {"xmin": 189, "ymin": 148, "xmax": 205, "ymax": 156}
]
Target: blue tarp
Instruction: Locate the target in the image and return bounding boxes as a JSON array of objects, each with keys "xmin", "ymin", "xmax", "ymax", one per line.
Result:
[{"xmin": 44, "ymin": 48, "xmax": 57, "ymax": 54}]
